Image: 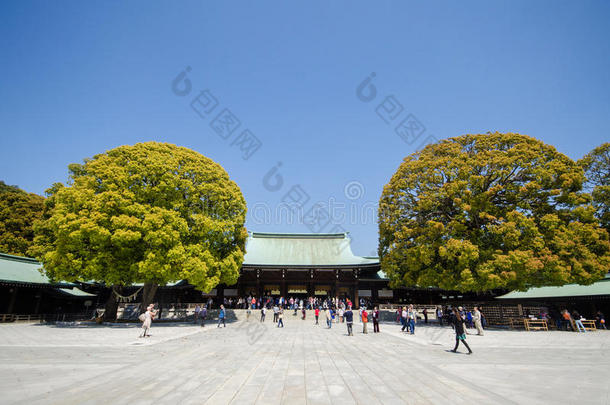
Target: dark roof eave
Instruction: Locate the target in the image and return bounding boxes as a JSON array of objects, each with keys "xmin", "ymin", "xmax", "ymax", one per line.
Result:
[
  {"xmin": 242, "ymin": 263, "xmax": 380, "ymax": 269},
  {"xmin": 0, "ymin": 280, "xmax": 76, "ymax": 288}
]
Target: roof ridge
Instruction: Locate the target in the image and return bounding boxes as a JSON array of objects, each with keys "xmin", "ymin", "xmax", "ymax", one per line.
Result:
[
  {"xmin": 250, "ymin": 232, "xmax": 348, "ymax": 239},
  {"xmin": 0, "ymin": 252, "xmax": 40, "ymax": 264}
]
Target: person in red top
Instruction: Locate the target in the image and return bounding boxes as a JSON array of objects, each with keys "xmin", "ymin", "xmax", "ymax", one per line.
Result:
[
  {"xmin": 315, "ymin": 307, "xmax": 320, "ymax": 325},
  {"xmin": 362, "ymin": 308, "xmax": 369, "ymax": 334}
]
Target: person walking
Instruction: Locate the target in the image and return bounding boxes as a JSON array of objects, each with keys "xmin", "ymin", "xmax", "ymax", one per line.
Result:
[
  {"xmin": 339, "ymin": 307, "xmax": 345, "ymax": 323},
  {"xmin": 260, "ymin": 306, "xmax": 266, "ymax": 322},
  {"xmin": 345, "ymin": 306, "xmax": 354, "ymax": 336},
  {"xmin": 407, "ymin": 305, "xmax": 416, "ymax": 335},
  {"xmin": 401, "ymin": 307, "xmax": 408, "ymax": 332},
  {"xmin": 326, "ymin": 309, "xmax": 332, "ymax": 328},
  {"xmin": 473, "ymin": 306, "xmax": 484, "ymax": 336},
  {"xmin": 273, "ymin": 305, "xmax": 279, "ymax": 323},
  {"xmin": 194, "ymin": 304, "xmax": 201, "ymax": 324},
  {"xmin": 277, "ymin": 307, "xmax": 284, "ymax": 328},
  {"xmin": 362, "ymin": 308, "xmax": 369, "ymax": 334},
  {"xmin": 139, "ymin": 304, "xmax": 157, "ymax": 338},
  {"xmin": 373, "ymin": 306, "xmax": 380, "ymax": 333},
  {"xmin": 200, "ymin": 305, "xmax": 207, "ymax": 327},
  {"xmin": 302, "ymin": 306, "xmax": 306, "ymax": 320},
  {"xmin": 450, "ymin": 308, "xmax": 472, "ymax": 354},
  {"xmin": 315, "ymin": 307, "xmax": 320, "ymax": 325},
  {"xmin": 466, "ymin": 310, "xmax": 473, "ymax": 329},
  {"xmin": 423, "ymin": 308, "xmax": 428, "ymax": 324},
  {"xmin": 218, "ymin": 304, "xmax": 226, "ymax": 327},
  {"xmin": 458, "ymin": 306, "xmax": 469, "ymax": 334}
]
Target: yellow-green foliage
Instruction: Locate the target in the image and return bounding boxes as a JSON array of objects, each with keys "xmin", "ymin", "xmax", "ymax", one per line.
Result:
[
  {"xmin": 0, "ymin": 181, "xmax": 44, "ymax": 257},
  {"xmin": 579, "ymin": 142, "xmax": 610, "ymax": 233},
  {"xmin": 379, "ymin": 133, "xmax": 610, "ymax": 292},
  {"xmin": 31, "ymin": 142, "xmax": 247, "ymax": 291}
]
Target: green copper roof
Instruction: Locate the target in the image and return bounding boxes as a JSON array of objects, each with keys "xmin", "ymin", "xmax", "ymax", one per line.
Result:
[
  {"xmin": 58, "ymin": 287, "xmax": 96, "ymax": 297},
  {"xmin": 496, "ymin": 274, "xmax": 610, "ymax": 299},
  {"xmin": 243, "ymin": 232, "xmax": 379, "ymax": 267},
  {"xmin": 0, "ymin": 252, "xmax": 52, "ymax": 285}
]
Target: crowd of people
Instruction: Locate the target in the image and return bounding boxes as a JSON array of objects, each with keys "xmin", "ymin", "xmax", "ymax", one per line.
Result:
[
  {"xmin": 248, "ymin": 296, "xmax": 381, "ymax": 334},
  {"xmin": 139, "ymin": 298, "xmax": 607, "ymax": 351},
  {"xmin": 213, "ymin": 295, "xmax": 374, "ymax": 312},
  {"xmin": 531, "ymin": 308, "xmax": 606, "ymax": 332}
]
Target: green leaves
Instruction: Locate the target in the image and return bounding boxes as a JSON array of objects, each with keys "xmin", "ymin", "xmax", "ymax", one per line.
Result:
[
  {"xmin": 379, "ymin": 133, "xmax": 610, "ymax": 292},
  {"xmin": 0, "ymin": 181, "xmax": 44, "ymax": 257},
  {"xmin": 31, "ymin": 142, "xmax": 247, "ymax": 291},
  {"xmin": 579, "ymin": 142, "xmax": 610, "ymax": 233}
]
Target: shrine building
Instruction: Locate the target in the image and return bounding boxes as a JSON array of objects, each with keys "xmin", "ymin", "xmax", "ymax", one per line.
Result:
[{"xmin": 219, "ymin": 232, "xmax": 392, "ymax": 304}]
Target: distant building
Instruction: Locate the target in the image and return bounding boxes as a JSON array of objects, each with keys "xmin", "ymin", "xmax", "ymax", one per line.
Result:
[
  {"xmin": 0, "ymin": 252, "xmax": 96, "ymax": 319},
  {"xmin": 496, "ymin": 273, "xmax": 610, "ymax": 316},
  {"xmin": 228, "ymin": 232, "xmax": 388, "ymax": 304}
]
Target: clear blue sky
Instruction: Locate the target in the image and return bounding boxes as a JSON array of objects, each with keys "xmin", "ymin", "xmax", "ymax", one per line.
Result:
[{"xmin": 1, "ymin": 1, "xmax": 609, "ymax": 256}]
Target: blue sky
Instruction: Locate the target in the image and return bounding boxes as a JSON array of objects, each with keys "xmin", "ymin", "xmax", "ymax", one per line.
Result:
[{"xmin": 1, "ymin": 1, "xmax": 609, "ymax": 255}]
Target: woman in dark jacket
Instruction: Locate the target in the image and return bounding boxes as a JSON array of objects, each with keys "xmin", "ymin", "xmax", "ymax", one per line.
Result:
[{"xmin": 451, "ymin": 308, "xmax": 472, "ymax": 354}]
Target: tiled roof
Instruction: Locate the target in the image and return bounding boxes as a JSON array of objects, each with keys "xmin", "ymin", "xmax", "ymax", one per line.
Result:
[
  {"xmin": 243, "ymin": 232, "xmax": 379, "ymax": 267},
  {"xmin": 496, "ymin": 274, "xmax": 610, "ymax": 299},
  {"xmin": 0, "ymin": 252, "xmax": 55, "ymax": 285}
]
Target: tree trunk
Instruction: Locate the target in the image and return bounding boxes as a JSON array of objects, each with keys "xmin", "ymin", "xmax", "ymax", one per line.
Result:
[
  {"xmin": 103, "ymin": 285, "xmax": 120, "ymax": 322},
  {"xmin": 140, "ymin": 282, "xmax": 159, "ymax": 313}
]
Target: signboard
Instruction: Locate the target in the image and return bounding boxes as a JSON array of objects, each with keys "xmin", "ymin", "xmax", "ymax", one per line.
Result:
[
  {"xmin": 264, "ymin": 285, "xmax": 281, "ymax": 295},
  {"xmin": 315, "ymin": 285, "xmax": 331, "ymax": 295},
  {"xmin": 224, "ymin": 289, "xmax": 238, "ymax": 297},
  {"xmin": 378, "ymin": 289, "xmax": 393, "ymax": 298},
  {"xmin": 358, "ymin": 289, "xmax": 372, "ymax": 297}
]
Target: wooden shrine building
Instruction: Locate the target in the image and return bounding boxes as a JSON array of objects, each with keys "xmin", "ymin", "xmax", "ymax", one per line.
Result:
[{"xmin": 226, "ymin": 232, "xmax": 390, "ymax": 304}]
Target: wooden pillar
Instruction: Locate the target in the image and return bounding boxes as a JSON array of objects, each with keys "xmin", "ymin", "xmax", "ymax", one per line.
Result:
[
  {"xmin": 333, "ymin": 269, "xmax": 338, "ymax": 299},
  {"xmin": 218, "ymin": 286, "xmax": 225, "ymax": 306},
  {"xmin": 7, "ymin": 287, "xmax": 18, "ymax": 314},
  {"xmin": 256, "ymin": 269, "xmax": 263, "ymax": 298},
  {"xmin": 34, "ymin": 293, "xmax": 42, "ymax": 314},
  {"xmin": 353, "ymin": 268, "xmax": 360, "ymax": 308},
  {"xmin": 281, "ymin": 269, "xmax": 287, "ymax": 298}
]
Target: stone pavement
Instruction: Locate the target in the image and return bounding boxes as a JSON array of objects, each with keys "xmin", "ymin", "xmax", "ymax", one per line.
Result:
[{"xmin": 0, "ymin": 317, "xmax": 608, "ymax": 405}]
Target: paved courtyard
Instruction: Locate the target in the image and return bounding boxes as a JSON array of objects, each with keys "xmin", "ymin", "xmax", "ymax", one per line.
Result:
[{"xmin": 0, "ymin": 316, "xmax": 608, "ymax": 405}]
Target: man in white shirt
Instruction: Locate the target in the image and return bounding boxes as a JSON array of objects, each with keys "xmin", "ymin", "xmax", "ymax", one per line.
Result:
[{"xmin": 273, "ymin": 305, "xmax": 279, "ymax": 323}]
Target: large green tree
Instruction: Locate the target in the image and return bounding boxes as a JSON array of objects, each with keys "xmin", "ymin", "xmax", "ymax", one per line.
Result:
[
  {"xmin": 31, "ymin": 142, "xmax": 247, "ymax": 318},
  {"xmin": 579, "ymin": 142, "xmax": 610, "ymax": 233},
  {"xmin": 379, "ymin": 132, "xmax": 610, "ymax": 292},
  {"xmin": 0, "ymin": 181, "xmax": 44, "ymax": 257}
]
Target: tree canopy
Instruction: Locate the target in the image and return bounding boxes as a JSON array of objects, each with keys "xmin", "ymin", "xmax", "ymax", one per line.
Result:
[
  {"xmin": 0, "ymin": 181, "xmax": 44, "ymax": 257},
  {"xmin": 579, "ymin": 142, "xmax": 610, "ymax": 233},
  {"xmin": 378, "ymin": 133, "xmax": 610, "ymax": 292},
  {"xmin": 31, "ymin": 142, "xmax": 247, "ymax": 292}
]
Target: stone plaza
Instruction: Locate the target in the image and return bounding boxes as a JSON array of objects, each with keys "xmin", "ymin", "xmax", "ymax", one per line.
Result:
[{"xmin": 0, "ymin": 313, "xmax": 608, "ymax": 405}]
